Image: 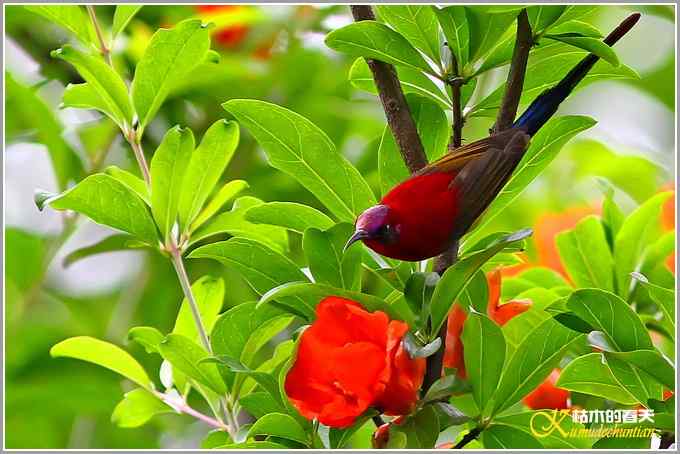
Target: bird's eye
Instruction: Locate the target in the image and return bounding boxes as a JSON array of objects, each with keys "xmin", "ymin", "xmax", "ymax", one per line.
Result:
[{"xmin": 377, "ymin": 224, "xmax": 398, "ymax": 243}]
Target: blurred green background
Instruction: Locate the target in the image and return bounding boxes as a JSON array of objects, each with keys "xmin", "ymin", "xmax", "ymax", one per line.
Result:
[{"xmin": 4, "ymin": 4, "xmax": 675, "ymax": 448}]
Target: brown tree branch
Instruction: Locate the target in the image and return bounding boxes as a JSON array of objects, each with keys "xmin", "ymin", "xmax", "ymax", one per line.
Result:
[
  {"xmin": 350, "ymin": 5, "xmax": 428, "ymax": 173},
  {"xmin": 447, "ymin": 56, "xmax": 464, "ymax": 149},
  {"xmin": 493, "ymin": 9, "xmax": 532, "ymax": 132}
]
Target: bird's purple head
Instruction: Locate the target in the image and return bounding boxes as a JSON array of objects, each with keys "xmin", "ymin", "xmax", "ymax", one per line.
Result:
[{"xmin": 344, "ymin": 204, "xmax": 399, "ymax": 252}]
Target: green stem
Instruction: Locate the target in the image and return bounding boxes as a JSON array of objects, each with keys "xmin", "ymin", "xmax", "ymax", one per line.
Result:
[{"xmin": 169, "ymin": 247, "xmax": 212, "ymax": 352}]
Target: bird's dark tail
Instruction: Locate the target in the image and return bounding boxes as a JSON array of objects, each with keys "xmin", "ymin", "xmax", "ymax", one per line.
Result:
[{"xmin": 513, "ymin": 13, "xmax": 641, "ymax": 136}]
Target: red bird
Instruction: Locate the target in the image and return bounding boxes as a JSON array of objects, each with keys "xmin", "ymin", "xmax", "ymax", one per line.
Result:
[{"xmin": 345, "ymin": 14, "xmax": 640, "ymax": 262}]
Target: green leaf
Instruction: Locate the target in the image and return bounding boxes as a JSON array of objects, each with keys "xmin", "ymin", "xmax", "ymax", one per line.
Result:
[
  {"xmin": 189, "ymin": 180, "xmax": 249, "ymax": 232},
  {"xmin": 603, "ymin": 354, "xmax": 663, "ymax": 405},
  {"xmin": 492, "ymin": 318, "xmax": 584, "ymax": 415},
  {"xmin": 127, "ymin": 326, "xmax": 164, "ymax": 354},
  {"xmin": 469, "ymin": 50, "xmax": 638, "ymax": 117},
  {"xmin": 376, "ymin": 6, "xmax": 441, "ymax": 63},
  {"xmin": 392, "ymin": 405, "xmax": 439, "ymax": 448},
  {"xmin": 550, "ymin": 6, "xmax": 598, "ymax": 28},
  {"xmin": 378, "ymin": 94, "xmax": 448, "ymax": 195},
  {"xmin": 50, "ymin": 336, "xmax": 151, "ymax": 389},
  {"xmin": 248, "ymin": 413, "xmax": 308, "ymax": 445},
  {"xmin": 464, "ymin": 7, "xmax": 517, "ymax": 64},
  {"xmin": 493, "ymin": 412, "xmax": 591, "ymax": 448},
  {"xmin": 403, "ymin": 333, "xmax": 441, "ymax": 359},
  {"xmin": 172, "ymin": 276, "xmax": 224, "ymax": 344},
  {"xmin": 348, "ymin": 58, "xmax": 451, "ymax": 109},
  {"xmin": 432, "ymin": 6, "xmax": 469, "ymax": 70},
  {"xmin": 204, "ymin": 356, "xmax": 282, "ymax": 404},
  {"xmin": 549, "ymin": 20, "xmax": 603, "ymax": 37},
  {"xmin": 404, "ymin": 272, "xmax": 440, "ymax": 322},
  {"xmin": 566, "ymin": 289, "xmax": 652, "ymax": 351},
  {"xmin": 429, "ymin": 229, "xmax": 532, "ymax": 338},
  {"xmin": 239, "ymin": 392, "xmax": 285, "ymax": 419},
  {"xmin": 131, "ymin": 19, "xmax": 212, "ymax": 131},
  {"xmin": 158, "ymin": 334, "xmax": 226, "ymax": 394},
  {"xmin": 555, "ymin": 215, "xmax": 614, "ymax": 291},
  {"xmin": 556, "ymin": 353, "xmax": 637, "ymax": 404},
  {"xmin": 150, "ymin": 125, "xmax": 195, "ymax": 239},
  {"xmin": 189, "ymin": 196, "xmax": 288, "ymax": 253},
  {"xmin": 244, "ymin": 202, "xmax": 334, "ymax": 234},
  {"xmin": 526, "ymin": 5, "xmax": 567, "ymax": 33},
  {"xmin": 329, "ymin": 411, "xmax": 378, "ymax": 449},
  {"xmin": 111, "ymin": 388, "xmax": 171, "ymax": 428},
  {"xmin": 63, "ymin": 234, "xmax": 144, "ymax": 268},
  {"xmin": 52, "ymin": 45, "xmax": 133, "ymax": 129},
  {"xmin": 572, "ymin": 140, "xmax": 661, "ymax": 204},
  {"xmin": 458, "ymin": 269, "xmax": 489, "ymax": 313},
  {"xmin": 104, "ymin": 166, "xmax": 150, "ymax": 204},
  {"xmin": 603, "ymin": 349, "xmax": 675, "ymax": 390},
  {"xmin": 201, "ymin": 430, "xmax": 233, "ymax": 449},
  {"xmin": 216, "ymin": 441, "xmax": 289, "ymax": 449},
  {"xmin": 482, "ymin": 424, "xmax": 543, "ymax": 449},
  {"xmin": 38, "ymin": 174, "xmax": 158, "ymax": 245},
  {"xmin": 112, "ymin": 5, "xmax": 142, "ymax": 39},
  {"xmin": 62, "ymin": 83, "xmax": 110, "ymax": 118},
  {"xmin": 501, "ymin": 288, "xmax": 562, "ymax": 348},
  {"xmin": 23, "ymin": 5, "xmax": 96, "ymax": 46},
  {"xmin": 258, "ymin": 282, "xmax": 413, "ymax": 326},
  {"xmin": 462, "ymin": 312, "xmax": 505, "ymax": 414},
  {"xmin": 303, "ymin": 223, "xmax": 361, "ymax": 290},
  {"xmin": 177, "ymin": 120, "xmax": 240, "ymax": 232},
  {"xmin": 464, "ymin": 116, "xmax": 595, "ymax": 246},
  {"xmin": 545, "ymin": 34, "xmax": 619, "ymax": 66},
  {"xmin": 636, "ymin": 277, "xmax": 675, "ymax": 339},
  {"xmin": 325, "ymin": 21, "xmax": 435, "ymax": 75},
  {"xmin": 211, "ymin": 302, "xmax": 292, "ymax": 369},
  {"xmin": 6, "ymin": 72, "xmax": 84, "ymax": 190},
  {"xmin": 614, "ymin": 191, "xmax": 672, "ymax": 298},
  {"xmin": 601, "ymin": 184, "xmax": 625, "ymax": 248},
  {"xmin": 189, "ymin": 238, "xmax": 312, "ymax": 318},
  {"xmin": 223, "ymin": 99, "xmax": 376, "ymax": 222}
]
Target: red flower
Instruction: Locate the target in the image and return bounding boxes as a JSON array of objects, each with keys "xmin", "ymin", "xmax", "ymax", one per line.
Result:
[
  {"xmin": 486, "ymin": 268, "xmax": 532, "ymax": 326},
  {"xmin": 284, "ymin": 297, "xmax": 424, "ymax": 428},
  {"xmin": 523, "ymin": 369, "xmax": 570, "ymax": 410},
  {"xmin": 375, "ymin": 322, "xmax": 426, "ymax": 416},
  {"xmin": 443, "ymin": 303, "xmax": 467, "ymax": 379},
  {"xmin": 196, "ymin": 5, "xmax": 249, "ymax": 47}
]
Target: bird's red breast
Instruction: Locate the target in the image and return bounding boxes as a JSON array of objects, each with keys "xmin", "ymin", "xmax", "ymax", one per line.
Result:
[{"xmin": 364, "ymin": 172, "xmax": 461, "ymax": 261}]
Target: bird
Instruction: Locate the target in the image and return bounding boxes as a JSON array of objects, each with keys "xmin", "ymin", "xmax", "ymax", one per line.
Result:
[{"xmin": 345, "ymin": 13, "xmax": 641, "ymax": 262}]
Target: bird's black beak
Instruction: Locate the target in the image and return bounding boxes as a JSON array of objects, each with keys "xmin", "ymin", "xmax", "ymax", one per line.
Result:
[{"xmin": 344, "ymin": 229, "xmax": 369, "ymax": 253}]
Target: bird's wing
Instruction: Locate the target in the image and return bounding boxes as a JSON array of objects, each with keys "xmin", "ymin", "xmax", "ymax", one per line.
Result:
[
  {"xmin": 416, "ymin": 128, "xmax": 522, "ymax": 176},
  {"xmin": 448, "ymin": 129, "xmax": 530, "ymax": 239}
]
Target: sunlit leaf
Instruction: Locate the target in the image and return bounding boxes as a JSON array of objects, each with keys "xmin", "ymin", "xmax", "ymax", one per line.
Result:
[
  {"xmin": 325, "ymin": 20, "xmax": 435, "ymax": 75},
  {"xmin": 224, "ymin": 99, "xmax": 376, "ymax": 222},
  {"xmin": 177, "ymin": 120, "xmax": 239, "ymax": 233},
  {"xmin": 132, "ymin": 19, "xmax": 212, "ymax": 131},
  {"xmin": 51, "ymin": 336, "xmax": 152, "ymax": 389},
  {"xmin": 150, "ymin": 125, "xmax": 194, "ymax": 239}
]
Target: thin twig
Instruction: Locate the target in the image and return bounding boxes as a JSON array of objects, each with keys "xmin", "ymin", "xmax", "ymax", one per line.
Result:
[
  {"xmin": 350, "ymin": 5, "xmax": 428, "ymax": 173},
  {"xmin": 126, "ymin": 131, "xmax": 152, "ymax": 187},
  {"xmin": 86, "ymin": 6, "xmax": 113, "ymax": 67},
  {"xmin": 155, "ymin": 390, "xmax": 232, "ymax": 434},
  {"xmin": 493, "ymin": 9, "xmax": 532, "ymax": 133}
]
